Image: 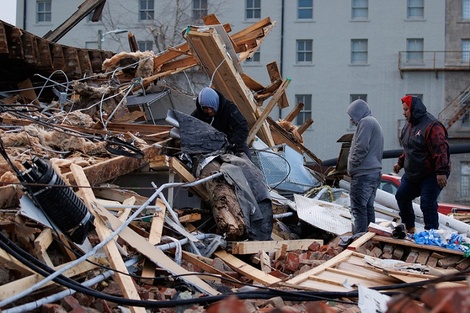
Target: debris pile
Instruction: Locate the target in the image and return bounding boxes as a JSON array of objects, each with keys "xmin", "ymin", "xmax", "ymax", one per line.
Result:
[{"xmin": 0, "ymin": 10, "xmax": 469, "ymax": 313}]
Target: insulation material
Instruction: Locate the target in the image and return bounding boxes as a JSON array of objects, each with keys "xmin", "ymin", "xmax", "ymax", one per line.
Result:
[{"xmin": 294, "ymin": 194, "xmax": 351, "ymax": 235}]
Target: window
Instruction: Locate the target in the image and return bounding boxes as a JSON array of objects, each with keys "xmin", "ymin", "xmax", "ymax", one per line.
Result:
[
  {"xmin": 407, "ymin": 0, "xmax": 424, "ymax": 19},
  {"xmin": 462, "ymin": 39, "xmax": 470, "ymax": 63},
  {"xmin": 460, "ymin": 91, "xmax": 470, "ymax": 127},
  {"xmin": 138, "ymin": 41, "xmax": 154, "ymax": 52},
  {"xmin": 295, "ymin": 95, "xmax": 312, "ymax": 125},
  {"xmin": 352, "ymin": 0, "xmax": 368, "ymax": 19},
  {"xmin": 244, "ymin": 50, "xmax": 261, "ymax": 64},
  {"xmin": 193, "ymin": 0, "xmax": 208, "ymax": 20},
  {"xmin": 140, "ymin": 0, "xmax": 154, "ymax": 21},
  {"xmin": 351, "ymin": 39, "xmax": 368, "ymax": 64},
  {"xmin": 463, "ymin": 0, "xmax": 470, "ymax": 20},
  {"xmin": 298, "ymin": 0, "xmax": 313, "ymax": 19},
  {"xmin": 246, "ymin": 0, "xmax": 261, "ymax": 19},
  {"xmin": 461, "ymin": 162, "xmax": 470, "ymax": 198},
  {"xmin": 36, "ymin": 0, "xmax": 51, "ymax": 23},
  {"xmin": 406, "ymin": 38, "xmax": 424, "ymax": 62},
  {"xmin": 349, "ymin": 94, "xmax": 367, "ymax": 127},
  {"xmin": 296, "ymin": 39, "xmax": 313, "ymax": 63}
]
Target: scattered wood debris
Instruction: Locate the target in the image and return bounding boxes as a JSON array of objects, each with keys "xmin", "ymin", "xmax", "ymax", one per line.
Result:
[{"xmin": 0, "ymin": 6, "xmax": 469, "ymax": 313}]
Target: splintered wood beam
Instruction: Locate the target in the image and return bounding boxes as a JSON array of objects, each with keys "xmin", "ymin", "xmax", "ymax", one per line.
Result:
[
  {"xmin": 65, "ymin": 144, "xmax": 161, "ymax": 187},
  {"xmin": 214, "ymin": 250, "xmax": 281, "ymax": 286},
  {"xmin": 148, "ymin": 155, "xmax": 209, "ymax": 201},
  {"xmin": 266, "ymin": 62, "xmax": 289, "ymax": 109},
  {"xmin": 185, "ymin": 25, "xmax": 275, "ymax": 146},
  {"xmin": 140, "ymin": 198, "xmax": 166, "ymax": 285},
  {"xmin": 284, "ymin": 102, "xmax": 305, "ymax": 123},
  {"xmin": 247, "ymin": 78, "xmax": 290, "ymax": 143},
  {"xmin": 230, "ymin": 239, "xmax": 323, "ymax": 255},
  {"xmin": 70, "ymin": 164, "xmax": 146, "ymax": 313},
  {"xmin": 90, "ymin": 197, "xmax": 220, "ymax": 296},
  {"xmin": 298, "ymin": 118, "xmax": 314, "ymax": 134},
  {"xmin": 267, "ymin": 117, "xmax": 323, "ymax": 166}
]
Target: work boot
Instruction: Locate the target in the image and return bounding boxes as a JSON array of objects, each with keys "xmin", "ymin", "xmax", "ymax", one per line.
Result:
[{"xmin": 407, "ymin": 227, "xmax": 415, "ymax": 234}]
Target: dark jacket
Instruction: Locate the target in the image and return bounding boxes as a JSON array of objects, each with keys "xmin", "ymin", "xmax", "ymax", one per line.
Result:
[
  {"xmin": 397, "ymin": 97, "xmax": 450, "ymax": 182},
  {"xmin": 192, "ymin": 89, "xmax": 249, "ymax": 151}
]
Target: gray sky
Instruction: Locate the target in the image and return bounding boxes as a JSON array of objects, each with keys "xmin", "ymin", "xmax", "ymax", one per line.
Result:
[{"xmin": 0, "ymin": 0, "xmax": 16, "ymax": 25}]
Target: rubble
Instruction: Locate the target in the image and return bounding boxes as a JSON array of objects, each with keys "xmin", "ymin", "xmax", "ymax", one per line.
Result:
[{"xmin": 0, "ymin": 7, "xmax": 469, "ymax": 313}]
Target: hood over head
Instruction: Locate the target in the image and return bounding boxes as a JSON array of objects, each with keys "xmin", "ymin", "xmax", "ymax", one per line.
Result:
[
  {"xmin": 347, "ymin": 99, "xmax": 371, "ymax": 125},
  {"xmin": 402, "ymin": 95, "xmax": 427, "ymax": 124},
  {"xmin": 198, "ymin": 87, "xmax": 219, "ymax": 112}
]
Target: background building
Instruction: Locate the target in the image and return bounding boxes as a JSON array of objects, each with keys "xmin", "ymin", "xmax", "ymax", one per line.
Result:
[{"xmin": 13, "ymin": 0, "xmax": 470, "ymax": 205}]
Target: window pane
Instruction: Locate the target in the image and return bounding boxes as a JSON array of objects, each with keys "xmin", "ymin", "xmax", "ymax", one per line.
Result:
[
  {"xmin": 463, "ymin": 0, "xmax": 470, "ymax": 19},
  {"xmin": 460, "ymin": 92, "xmax": 470, "ymax": 127},
  {"xmin": 296, "ymin": 40, "xmax": 313, "ymax": 63},
  {"xmin": 298, "ymin": 0, "xmax": 313, "ymax": 19},
  {"xmin": 462, "ymin": 39, "xmax": 470, "ymax": 62},
  {"xmin": 245, "ymin": 50, "xmax": 261, "ymax": 63},
  {"xmin": 138, "ymin": 41, "xmax": 154, "ymax": 51},
  {"xmin": 406, "ymin": 38, "xmax": 424, "ymax": 62},
  {"xmin": 407, "ymin": 0, "xmax": 424, "ymax": 18},
  {"xmin": 295, "ymin": 95, "xmax": 312, "ymax": 125},
  {"xmin": 140, "ymin": 0, "xmax": 154, "ymax": 20},
  {"xmin": 246, "ymin": 0, "xmax": 261, "ymax": 19},
  {"xmin": 193, "ymin": 0, "xmax": 208, "ymax": 19},
  {"xmin": 461, "ymin": 162, "xmax": 470, "ymax": 197},
  {"xmin": 351, "ymin": 39, "xmax": 368, "ymax": 63},
  {"xmin": 352, "ymin": 0, "xmax": 368, "ymax": 19},
  {"xmin": 37, "ymin": 0, "xmax": 51, "ymax": 22}
]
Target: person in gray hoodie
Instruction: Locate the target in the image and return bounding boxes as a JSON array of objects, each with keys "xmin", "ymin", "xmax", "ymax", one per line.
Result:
[{"xmin": 347, "ymin": 99, "xmax": 384, "ymax": 234}]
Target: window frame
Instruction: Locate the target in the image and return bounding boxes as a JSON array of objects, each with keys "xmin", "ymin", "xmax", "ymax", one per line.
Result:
[
  {"xmin": 36, "ymin": 0, "xmax": 52, "ymax": 23},
  {"xmin": 407, "ymin": 0, "xmax": 424, "ymax": 19},
  {"xmin": 298, "ymin": 0, "xmax": 313, "ymax": 20},
  {"xmin": 296, "ymin": 39, "xmax": 313, "ymax": 64},
  {"xmin": 460, "ymin": 161, "xmax": 470, "ymax": 199},
  {"xmin": 463, "ymin": 0, "xmax": 470, "ymax": 20},
  {"xmin": 192, "ymin": 0, "xmax": 208, "ymax": 20},
  {"xmin": 351, "ymin": 39, "xmax": 368, "ymax": 64},
  {"xmin": 295, "ymin": 95, "xmax": 312, "ymax": 126},
  {"xmin": 406, "ymin": 38, "xmax": 424, "ymax": 63},
  {"xmin": 139, "ymin": 0, "xmax": 155, "ymax": 21},
  {"xmin": 244, "ymin": 50, "xmax": 261, "ymax": 64},
  {"xmin": 351, "ymin": 0, "xmax": 368, "ymax": 20},
  {"xmin": 462, "ymin": 39, "xmax": 470, "ymax": 63},
  {"xmin": 138, "ymin": 40, "xmax": 154, "ymax": 52},
  {"xmin": 245, "ymin": 0, "xmax": 261, "ymax": 20}
]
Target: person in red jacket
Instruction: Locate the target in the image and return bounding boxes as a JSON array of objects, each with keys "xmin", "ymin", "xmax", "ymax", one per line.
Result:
[{"xmin": 393, "ymin": 95, "xmax": 451, "ymax": 233}]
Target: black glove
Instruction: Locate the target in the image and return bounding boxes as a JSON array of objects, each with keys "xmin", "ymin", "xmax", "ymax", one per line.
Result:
[{"xmin": 226, "ymin": 143, "xmax": 237, "ymax": 153}]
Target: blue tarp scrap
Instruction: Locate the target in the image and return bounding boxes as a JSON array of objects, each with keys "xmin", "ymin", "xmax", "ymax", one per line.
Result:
[{"xmin": 413, "ymin": 229, "xmax": 470, "ymax": 256}]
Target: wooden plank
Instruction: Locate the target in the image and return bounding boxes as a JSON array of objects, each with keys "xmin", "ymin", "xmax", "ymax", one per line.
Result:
[
  {"xmin": 90, "ymin": 199, "xmax": 219, "ymax": 296},
  {"xmin": 21, "ymin": 32, "xmax": 39, "ymax": 66},
  {"xmin": 33, "ymin": 228, "xmax": 54, "ymax": 268},
  {"xmin": 70, "ymin": 164, "xmax": 146, "ymax": 313},
  {"xmin": 286, "ymin": 250, "xmax": 354, "ymax": 285},
  {"xmin": 36, "ymin": 39, "xmax": 53, "ymax": 69},
  {"xmin": 65, "ymin": 144, "xmax": 161, "ymax": 187},
  {"xmin": 8, "ymin": 27, "xmax": 24, "ymax": 60},
  {"xmin": 0, "ymin": 257, "xmax": 97, "ymax": 301},
  {"xmin": 43, "ymin": 0, "xmax": 107, "ymax": 42},
  {"xmin": 185, "ymin": 25, "xmax": 275, "ymax": 147},
  {"xmin": 247, "ymin": 78, "xmax": 291, "ymax": 143},
  {"xmin": 347, "ymin": 232, "xmax": 377, "ymax": 251},
  {"xmin": 0, "ymin": 184, "xmax": 20, "ymax": 209},
  {"xmin": 181, "ymin": 251, "xmax": 243, "ymax": 287},
  {"xmin": 63, "ymin": 47, "xmax": 82, "ymax": 79},
  {"xmin": 214, "ymin": 250, "xmax": 281, "ymax": 286},
  {"xmin": 169, "ymin": 157, "xmax": 209, "ymax": 201},
  {"xmin": 283, "ymin": 102, "xmax": 304, "ymax": 123},
  {"xmin": 231, "ymin": 239, "xmax": 323, "ymax": 255},
  {"xmin": 372, "ymin": 235, "xmax": 464, "ymax": 256},
  {"xmin": 266, "ymin": 62, "xmax": 289, "ymax": 109},
  {"xmin": 141, "ymin": 198, "xmax": 166, "ymax": 284},
  {"xmin": 297, "ymin": 118, "xmax": 314, "ymax": 134}
]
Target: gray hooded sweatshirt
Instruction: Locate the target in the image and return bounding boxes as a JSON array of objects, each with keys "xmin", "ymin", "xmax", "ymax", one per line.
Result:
[{"xmin": 347, "ymin": 99, "xmax": 384, "ymax": 177}]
